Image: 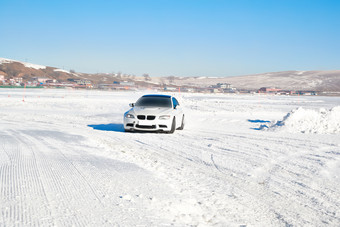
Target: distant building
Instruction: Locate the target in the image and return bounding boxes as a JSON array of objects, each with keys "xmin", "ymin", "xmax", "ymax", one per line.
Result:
[
  {"xmin": 45, "ymin": 79, "xmax": 57, "ymax": 83},
  {"xmin": 74, "ymin": 79, "xmax": 92, "ymax": 85},
  {"xmin": 217, "ymin": 83, "xmax": 232, "ymax": 89},
  {"xmin": 164, "ymin": 86, "xmax": 177, "ymax": 91},
  {"xmin": 33, "ymin": 77, "xmax": 50, "ymax": 83},
  {"xmin": 0, "ymin": 75, "xmax": 4, "ymax": 85},
  {"xmin": 208, "ymin": 88, "xmax": 221, "ymax": 93},
  {"xmin": 258, "ymin": 87, "xmax": 282, "ymax": 93},
  {"xmin": 98, "ymin": 83, "xmax": 133, "ymax": 90},
  {"xmin": 180, "ymin": 87, "xmax": 196, "ymax": 93},
  {"xmin": 119, "ymin": 81, "xmax": 135, "ymax": 86},
  {"xmin": 14, "ymin": 77, "xmax": 23, "ymax": 83},
  {"xmin": 296, "ymin": 91, "xmax": 318, "ymax": 96},
  {"xmin": 223, "ymin": 87, "xmax": 237, "ymax": 93},
  {"xmin": 276, "ymin": 90, "xmax": 293, "ymax": 95},
  {"xmin": 210, "ymin": 83, "xmax": 236, "ymax": 93}
]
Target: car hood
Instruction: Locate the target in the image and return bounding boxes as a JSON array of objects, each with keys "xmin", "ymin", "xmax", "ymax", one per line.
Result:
[{"xmin": 130, "ymin": 106, "xmax": 173, "ymax": 116}]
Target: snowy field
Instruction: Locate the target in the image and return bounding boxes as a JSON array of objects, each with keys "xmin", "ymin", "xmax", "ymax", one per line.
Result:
[{"xmin": 0, "ymin": 89, "xmax": 339, "ymax": 226}]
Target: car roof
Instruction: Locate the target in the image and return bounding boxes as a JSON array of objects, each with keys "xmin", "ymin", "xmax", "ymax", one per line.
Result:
[{"xmin": 142, "ymin": 94, "xmax": 172, "ymax": 98}]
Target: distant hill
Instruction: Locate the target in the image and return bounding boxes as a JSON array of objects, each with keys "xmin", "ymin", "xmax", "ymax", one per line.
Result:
[
  {"xmin": 0, "ymin": 58, "xmax": 137, "ymax": 85},
  {"xmin": 1, "ymin": 57, "xmax": 339, "ymax": 91},
  {"xmin": 149, "ymin": 70, "xmax": 340, "ymax": 92},
  {"xmin": 0, "ymin": 58, "xmax": 80, "ymax": 82}
]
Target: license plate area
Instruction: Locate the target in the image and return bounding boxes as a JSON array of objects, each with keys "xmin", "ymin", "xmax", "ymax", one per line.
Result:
[{"xmin": 138, "ymin": 120, "xmax": 152, "ymax": 126}]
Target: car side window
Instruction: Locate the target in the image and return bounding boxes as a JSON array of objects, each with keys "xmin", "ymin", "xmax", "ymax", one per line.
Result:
[{"xmin": 172, "ymin": 98, "xmax": 179, "ymax": 108}]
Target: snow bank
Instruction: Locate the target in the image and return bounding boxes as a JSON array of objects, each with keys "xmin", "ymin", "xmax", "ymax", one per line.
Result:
[
  {"xmin": 267, "ymin": 106, "xmax": 340, "ymax": 134},
  {"xmin": 54, "ymin": 69, "xmax": 70, "ymax": 73}
]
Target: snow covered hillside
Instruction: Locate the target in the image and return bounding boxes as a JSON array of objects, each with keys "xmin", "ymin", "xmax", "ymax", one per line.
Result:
[
  {"xmin": 0, "ymin": 89, "xmax": 339, "ymax": 226},
  {"xmin": 150, "ymin": 70, "xmax": 340, "ymax": 92}
]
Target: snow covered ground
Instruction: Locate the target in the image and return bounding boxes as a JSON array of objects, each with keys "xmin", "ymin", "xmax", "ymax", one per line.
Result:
[{"xmin": 0, "ymin": 89, "xmax": 339, "ymax": 226}]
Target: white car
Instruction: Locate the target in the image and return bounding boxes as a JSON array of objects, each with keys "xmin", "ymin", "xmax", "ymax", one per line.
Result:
[{"xmin": 124, "ymin": 94, "xmax": 184, "ymax": 133}]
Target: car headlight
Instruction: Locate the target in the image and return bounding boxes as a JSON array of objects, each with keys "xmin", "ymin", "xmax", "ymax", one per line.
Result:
[
  {"xmin": 159, "ymin": 115, "xmax": 170, "ymax": 120},
  {"xmin": 126, "ymin": 113, "xmax": 135, "ymax": 118}
]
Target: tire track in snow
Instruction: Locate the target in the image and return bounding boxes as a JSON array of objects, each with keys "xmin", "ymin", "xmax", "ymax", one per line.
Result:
[
  {"xmin": 83, "ymin": 106, "xmax": 340, "ymax": 226},
  {"xmin": 92, "ymin": 132, "xmax": 283, "ymax": 226},
  {"xmin": 1, "ymin": 118, "xmax": 181, "ymax": 225},
  {"xmin": 15, "ymin": 128, "xmax": 173, "ymax": 226},
  {"xmin": 196, "ymin": 130, "xmax": 340, "ymax": 226},
  {"xmin": 100, "ymin": 127, "xmax": 340, "ymax": 226},
  {"xmin": 15, "ymin": 130, "xmax": 106, "ymax": 226},
  {"xmin": 1, "ymin": 126, "xmax": 106, "ymax": 226},
  {"xmin": 0, "ymin": 130, "xmax": 53, "ymax": 226}
]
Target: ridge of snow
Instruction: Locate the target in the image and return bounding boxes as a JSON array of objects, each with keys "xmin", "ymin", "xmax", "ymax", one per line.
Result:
[
  {"xmin": 54, "ymin": 68, "xmax": 81, "ymax": 76},
  {"xmin": 0, "ymin": 58, "xmax": 13, "ymax": 64},
  {"xmin": 0, "ymin": 57, "xmax": 46, "ymax": 70},
  {"xmin": 54, "ymin": 69, "xmax": 70, "ymax": 73},
  {"xmin": 296, "ymin": 71, "xmax": 306, "ymax": 75},
  {"xmin": 267, "ymin": 106, "xmax": 340, "ymax": 134}
]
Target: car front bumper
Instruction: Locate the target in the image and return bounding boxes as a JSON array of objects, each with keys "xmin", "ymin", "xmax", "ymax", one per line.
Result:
[{"xmin": 124, "ymin": 117, "xmax": 172, "ymax": 132}]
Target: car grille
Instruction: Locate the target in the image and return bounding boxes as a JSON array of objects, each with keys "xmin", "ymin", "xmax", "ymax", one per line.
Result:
[
  {"xmin": 137, "ymin": 115, "xmax": 145, "ymax": 120},
  {"xmin": 137, "ymin": 115, "xmax": 155, "ymax": 120},
  {"xmin": 135, "ymin": 124, "xmax": 156, "ymax": 129},
  {"xmin": 147, "ymin": 116, "xmax": 155, "ymax": 120}
]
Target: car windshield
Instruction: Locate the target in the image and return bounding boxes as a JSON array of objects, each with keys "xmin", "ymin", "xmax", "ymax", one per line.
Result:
[{"xmin": 135, "ymin": 96, "xmax": 172, "ymax": 108}]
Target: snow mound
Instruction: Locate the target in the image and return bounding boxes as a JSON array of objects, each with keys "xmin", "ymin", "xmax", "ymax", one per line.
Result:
[{"xmin": 268, "ymin": 106, "xmax": 340, "ymax": 134}]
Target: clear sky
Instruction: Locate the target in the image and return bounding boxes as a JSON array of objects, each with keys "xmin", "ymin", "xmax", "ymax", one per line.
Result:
[{"xmin": 1, "ymin": 0, "xmax": 339, "ymax": 77}]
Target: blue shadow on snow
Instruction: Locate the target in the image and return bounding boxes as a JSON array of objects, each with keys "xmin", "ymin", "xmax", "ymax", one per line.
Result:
[
  {"xmin": 88, "ymin": 123, "xmax": 124, "ymax": 132},
  {"xmin": 247, "ymin": 119, "xmax": 271, "ymax": 123},
  {"xmin": 248, "ymin": 119, "xmax": 270, "ymax": 131}
]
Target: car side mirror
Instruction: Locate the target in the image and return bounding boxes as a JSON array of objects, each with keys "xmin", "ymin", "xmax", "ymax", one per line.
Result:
[{"xmin": 129, "ymin": 103, "xmax": 135, "ymax": 107}]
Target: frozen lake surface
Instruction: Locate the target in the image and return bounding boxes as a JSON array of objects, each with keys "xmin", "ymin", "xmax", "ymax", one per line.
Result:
[{"xmin": 0, "ymin": 89, "xmax": 339, "ymax": 226}]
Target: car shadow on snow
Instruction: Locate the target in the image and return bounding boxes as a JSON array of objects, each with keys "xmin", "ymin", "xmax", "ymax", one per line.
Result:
[
  {"xmin": 88, "ymin": 123, "xmax": 168, "ymax": 134},
  {"xmin": 88, "ymin": 123, "xmax": 125, "ymax": 132},
  {"xmin": 248, "ymin": 119, "xmax": 271, "ymax": 130}
]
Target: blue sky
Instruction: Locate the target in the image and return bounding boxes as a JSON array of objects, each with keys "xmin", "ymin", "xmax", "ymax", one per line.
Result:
[{"xmin": 1, "ymin": 0, "xmax": 339, "ymax": 77}]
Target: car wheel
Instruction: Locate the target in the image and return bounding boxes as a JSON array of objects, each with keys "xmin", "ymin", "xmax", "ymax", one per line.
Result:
[
  {"xmin": 177, "ymin": 115, "xmax": 184, "ymax": 130},
  {"xmin": 169, "ymin": 117, "xmax": 176, "ymax": 134}
]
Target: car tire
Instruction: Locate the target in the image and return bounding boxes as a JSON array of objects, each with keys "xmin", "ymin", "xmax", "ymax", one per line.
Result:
[
  {"xmin": 169, "ymin": 117, "xmax": 176, "ymax": 134},
  {"xmin": 177, "ymin": 115, "xmax": 184, "ymax": 130}
]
